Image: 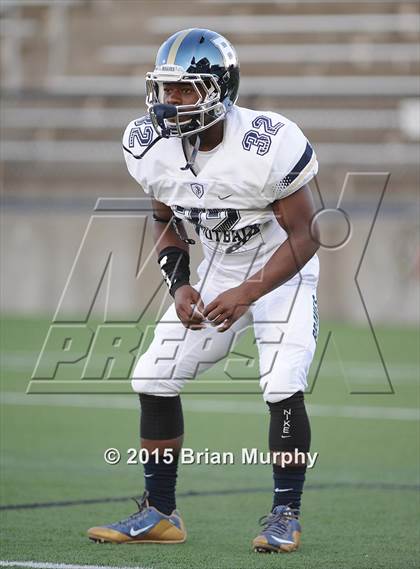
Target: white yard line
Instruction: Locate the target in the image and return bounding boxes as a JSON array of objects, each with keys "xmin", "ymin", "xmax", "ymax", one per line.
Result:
[
  {"xmin": 0, "ymin": 391, "xmax": 138, "ymax": 410},
  {"xmin": 1, "ymin": 392, "xmax": 418, "ymax": 422},
  {"xmin": 0, "ymin": 561, "xmax": 151, "ymax": 569},
  {"xmin": 1, "ymin": 351, "xmax": 418, "ymax": 383}
]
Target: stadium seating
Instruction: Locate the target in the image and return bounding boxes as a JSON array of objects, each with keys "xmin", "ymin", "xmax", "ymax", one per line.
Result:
[{"xmin": 1, "ymin": 0, "xmax": 419, "ymax": 194}]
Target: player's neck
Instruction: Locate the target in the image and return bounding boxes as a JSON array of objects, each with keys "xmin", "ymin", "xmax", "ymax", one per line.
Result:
[{"xmin": 191, "ymin": 121, "xmax": 224, "ymax": 152}]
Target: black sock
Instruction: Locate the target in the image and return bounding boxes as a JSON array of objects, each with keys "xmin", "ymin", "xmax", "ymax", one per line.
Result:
[
  {"xmin": 144, "ymin": 453, "xmax": 179, "ymax": 515},
  {"xmin": 268, "ymin": 391, "xmax": 311, "ymax": 513},
  {"xmin": 272, "ymin": 466, "xmax": 306, "ymax": 512},
  {"xmin": 139, "ymin": 394, "xmax": 184, "ymax": 515}
]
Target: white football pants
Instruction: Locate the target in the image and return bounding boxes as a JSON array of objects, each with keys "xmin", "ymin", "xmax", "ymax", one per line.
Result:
[{"xmin": 132, "ymin": 276, "xmax": 318, "ymax": 403}]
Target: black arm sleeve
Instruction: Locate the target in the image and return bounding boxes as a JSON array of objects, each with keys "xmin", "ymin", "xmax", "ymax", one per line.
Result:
[{"xmin": 157, "ymin": 246, "xmax": 190, "ymax": 297}]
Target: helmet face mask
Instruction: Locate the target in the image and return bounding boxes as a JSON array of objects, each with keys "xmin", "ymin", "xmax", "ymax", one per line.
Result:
[
  {"xmin": 145, "ymin": 29, "xmax": 240, "ymax": 138},
  {"xmin": 146, "ymin": 69, "xmax": 224, "ymax": 137}
]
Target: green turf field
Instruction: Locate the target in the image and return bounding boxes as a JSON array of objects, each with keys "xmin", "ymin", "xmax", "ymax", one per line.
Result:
[{"xmin": 1, "ymin": 317, "xmax": 419, "ymax": 569}]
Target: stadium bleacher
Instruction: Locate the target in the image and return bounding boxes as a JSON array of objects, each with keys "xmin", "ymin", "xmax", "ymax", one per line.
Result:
[
  {"xmin": 1, "ymin": 1, "xmax": 419, "ymax": 321},
  {"xmin": 1, "ymin": 0, "xmax": 419, "ymax": 193}
]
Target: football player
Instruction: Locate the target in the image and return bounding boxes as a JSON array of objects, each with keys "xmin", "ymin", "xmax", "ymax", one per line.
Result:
[{"xmin": 88, "ymin": 28, "xmax": 320, "ymax": 554}]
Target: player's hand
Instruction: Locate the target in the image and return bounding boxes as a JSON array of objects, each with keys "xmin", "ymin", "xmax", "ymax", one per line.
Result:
[
  {"xmin": 203, "ymin": 285, "xmax": 250, "ymax": 332},
  {"xmin": 173, "ymin": 285, "xmax": 206, "ymax": 330}
]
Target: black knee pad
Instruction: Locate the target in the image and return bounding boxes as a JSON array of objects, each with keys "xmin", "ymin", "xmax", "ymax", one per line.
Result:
[
  {"xmin": 267, "ymin": 391, "xmax": 311, "ymax": 453},
  {"xmin": 139, "ymin": 394, "xmax": 184, "ymax": 440}
]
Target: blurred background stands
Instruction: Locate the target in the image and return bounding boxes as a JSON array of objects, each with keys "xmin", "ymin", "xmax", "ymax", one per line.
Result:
[{"xmin": 1, "ymin": 0, "xmax": 419, "ymax": 322}]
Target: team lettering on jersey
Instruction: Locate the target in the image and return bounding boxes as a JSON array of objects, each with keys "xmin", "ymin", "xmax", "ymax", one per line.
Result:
[
  {"xmin": 172, "ymin": 205, "xmax": 261, "ymax": 253},
  {"xmin": 173, "ymin": 205, "xmax": 241, "ymax": 231}
]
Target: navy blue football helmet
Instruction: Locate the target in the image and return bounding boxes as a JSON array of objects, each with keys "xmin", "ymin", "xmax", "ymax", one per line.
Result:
[{"xmin": 146, "ymin": 28, "xmax": 240, "ymax": 138}]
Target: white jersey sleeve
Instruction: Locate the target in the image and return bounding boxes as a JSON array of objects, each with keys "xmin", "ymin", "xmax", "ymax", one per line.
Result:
[{"xmin": 262, "ymin": 120, "xmax": 318, "ymax": 202}]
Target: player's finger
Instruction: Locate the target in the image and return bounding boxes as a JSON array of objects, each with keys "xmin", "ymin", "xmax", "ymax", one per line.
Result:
[
  {"xmin": 185, "ymin": 318, "xmax": 206, "ymax": 330},
  {"xmin": 216, "ymin": 319, "xmax": 231, "ymax": 332},
  {"xmin": 184, "ymin": 304, "xmax": 204, "ymax": 322},
  {"xmin": 209, "ymin": 312, "xmax": 228, "ymax": 325},
  {"xmin": 182, "ymin": 321, "xmax": 205, "ymax": 330},
  {"xmin": 186, "ymin": 322, "xmax": 206, "ymax": 330},
  {"xmin": 190, "ymin": 306, "xmax": 205, "ymax": 322},
  {"xmin": 195, "ymin": 296, "xmax": 205, "ymax": 314},
  {"xmin": 177, "ymin": 308, "xmax": 201, "ymax": 328},
  {"xmin": 181, "ymin": 311, "xmax": 206, "ymax": 329},
  {"xmin": 205, "ymin": 306, "xmax": 225, "ymax": 321},
  {"xmin": 202, "ymin": 300, "xmax": 218, "ymax": 318},
  {"xmin": 187, "ymin": 306, "xmax": 208, "ymax": 329}
]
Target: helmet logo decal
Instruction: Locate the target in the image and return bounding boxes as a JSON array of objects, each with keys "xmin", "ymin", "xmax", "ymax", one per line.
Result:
[{"xmin": 190, "ymin": 183, "xmax": 205, "ymax": 198}]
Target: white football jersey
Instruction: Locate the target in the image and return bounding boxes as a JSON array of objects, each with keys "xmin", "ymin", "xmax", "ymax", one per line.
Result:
[{"xmin": 123, "ymin": 105, "xmax": 319, "ymax": 287}]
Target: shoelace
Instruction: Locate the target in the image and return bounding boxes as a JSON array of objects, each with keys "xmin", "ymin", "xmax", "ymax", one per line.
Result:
[
  {"xmin": 258, "ymin": 507, "xmax": 299, "ymax": 538},
  {"xmin": 115, "ymin": 491, "xmax": 149, "ymax": 527}
]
